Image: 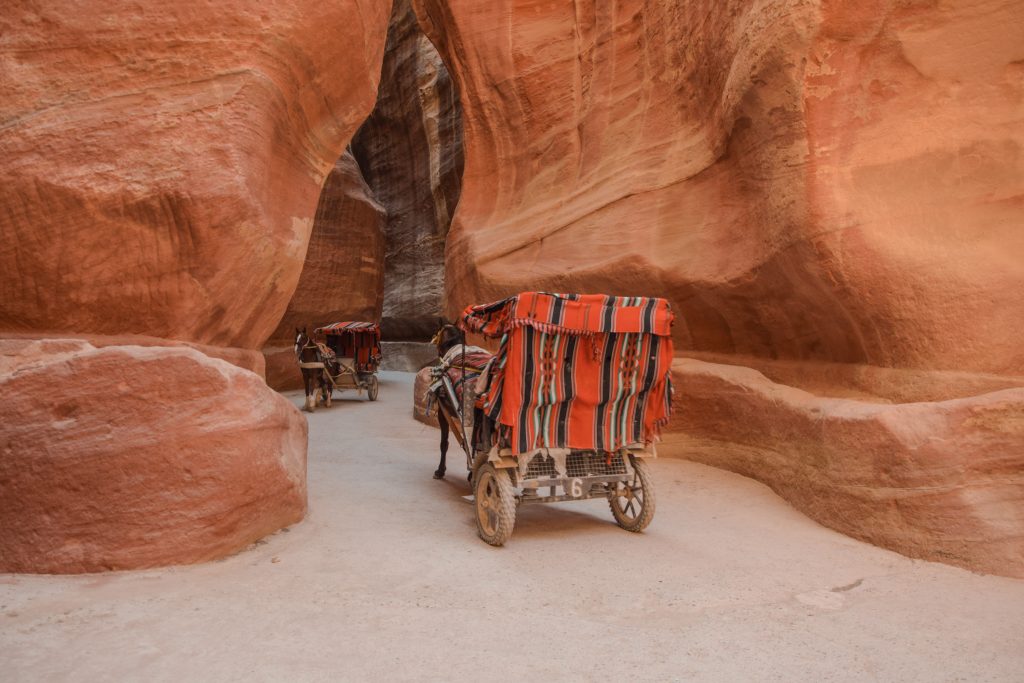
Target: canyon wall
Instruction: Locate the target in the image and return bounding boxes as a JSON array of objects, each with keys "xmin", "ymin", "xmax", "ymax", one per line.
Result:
[
  {"xmin": 352, "ymin": 0, "xmax": 463, "ymax": 341},
  {"xmin": 416, "ymin": 0, "xmax": 1023, "ymax": 375},
  {"xmin": 1, "ymin": 0, "xmax": 1020, "ymax": 576},
  {"xmin": 0, "ymin": 0, "xmax": 393, "ymax": 571},
  {"xmin": 413, "ymin": 0, "xmax": 1024, "ymax": 576},
  {"xmin": 1, "ymin": 0, "xmax": 392, "ymax": 350}
]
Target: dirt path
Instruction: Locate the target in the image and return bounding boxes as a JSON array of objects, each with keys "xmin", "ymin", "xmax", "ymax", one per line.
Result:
[{"xmin": 3, "ymin": 372, "xmax": 1023, "ymax": 681}]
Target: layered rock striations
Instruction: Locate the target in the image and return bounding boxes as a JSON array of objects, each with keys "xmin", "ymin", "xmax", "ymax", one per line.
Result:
[
  {"xmin": 1, "ymin": 0, "xmax": 392, "ymax": 349},
  {"xmin": 353, "ymin": 0, "xmax": 463, "ymax": 341},
  {"xmin": 2, "ymin": 0, "xmax": 1021, "ymax": 578},
  {"xmin": 415, "ymin": 0, "xmax": 1023, "ymax": 375},
  {"xmin": 413, "ymin": 0, "xmax": 1024, "ymax": 576}
]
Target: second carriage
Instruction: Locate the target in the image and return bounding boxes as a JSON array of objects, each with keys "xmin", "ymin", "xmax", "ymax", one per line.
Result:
[{"xmin": 315, "ymin": 321, "xmax": 383, "ymax": 403}]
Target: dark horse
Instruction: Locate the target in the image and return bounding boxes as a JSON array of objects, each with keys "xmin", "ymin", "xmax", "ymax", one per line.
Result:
[
  {"xmin": 431, "ymin": 321, "xmax": 466, "ymax": 480},
  {"xmin": 294, "ymin": 327, "xmax": 331, "ymax": 412}
]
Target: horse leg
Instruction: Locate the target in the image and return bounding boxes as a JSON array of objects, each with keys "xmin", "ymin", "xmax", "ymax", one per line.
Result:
[
  {"xmin": 434, "ymin": 411, "xmax": 449, "ymax": 479},
  {"xmin": 304, "ymin": 372, "xmax": 315, "ymax": 412}
]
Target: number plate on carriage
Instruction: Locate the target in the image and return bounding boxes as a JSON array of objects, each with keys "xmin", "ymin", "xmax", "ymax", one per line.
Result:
[{"xmin": 568, "ymin": 478, "xmax": 584, "ymax": 498}]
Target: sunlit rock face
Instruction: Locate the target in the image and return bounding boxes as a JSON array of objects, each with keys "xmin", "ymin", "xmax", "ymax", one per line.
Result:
[
  {"xmin": 0, "ymin": 0, "xmax": 392, "ymax": 572},
  {"xmin": 415, "ymin": 0, "xmax": 1023, "ymax": 375},
  {"xmin": 0, "ymin": 340, "xmax": 307, "ymax": 574},
  {"xmin": 263, "ymin": 151, "xmax": 386, "ymax": 391},
  {"xmin": 353, "ymin": 0, "xmax": 464, "ymax": 342},
  {"xmin": 413, "ymin": 0, "xmax": 1024, "ymax": 577}
]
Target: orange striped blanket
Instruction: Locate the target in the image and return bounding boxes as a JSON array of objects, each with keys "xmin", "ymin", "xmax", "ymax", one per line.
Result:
[{"xmin": 459, "ymin": 292, "xmax": 675, "ymax": 455}]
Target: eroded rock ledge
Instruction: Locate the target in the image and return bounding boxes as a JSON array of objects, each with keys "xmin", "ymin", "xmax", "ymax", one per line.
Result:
[{"xmin": 664, "ymin": 358, "xmax": 1024, "ymax": 579}]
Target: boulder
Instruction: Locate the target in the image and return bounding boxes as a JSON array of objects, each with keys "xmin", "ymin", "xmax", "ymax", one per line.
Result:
[{"xmin": 0, "ymin": 341, "xmax": 307, "ymax": 573}]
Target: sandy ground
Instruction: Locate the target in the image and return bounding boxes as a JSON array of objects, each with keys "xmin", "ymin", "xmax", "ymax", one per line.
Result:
[{"xmin": 2, "ymin": 371, "xmax": 1023, "ymax": 682}]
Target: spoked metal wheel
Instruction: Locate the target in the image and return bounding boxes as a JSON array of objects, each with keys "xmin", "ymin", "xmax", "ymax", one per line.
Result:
[
  {"xmin": 367, "ymin": 375, "xmax": 379, "ymax": 401},
  {"xmin": 474, "ymin": 463, "xmax": 517, "ymax": 546},
  {"xmin": 609, "ymin": 456, "xmax": 656, "ymax": 532}
]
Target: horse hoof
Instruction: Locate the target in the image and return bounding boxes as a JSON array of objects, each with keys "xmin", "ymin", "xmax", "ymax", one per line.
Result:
[{"xmin": 433, "ymin": 470, "xmax": 445, "ymax": 480}]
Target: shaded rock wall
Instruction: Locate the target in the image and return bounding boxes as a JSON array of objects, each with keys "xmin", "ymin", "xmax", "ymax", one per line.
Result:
[
  {"xmin": 264, "ymin": 150, "xmax": 386, "ymax": 391},
  {"xmin": 2, "ymin": 0, "xmax": 1020, "ymax": 578},
  {"xmin": 380, "ymin": 341, "xmax": 437, "ymax": 372},
  {"xmin": 353, "ymin": 0, "xmax": 463, "ymax": 341}
]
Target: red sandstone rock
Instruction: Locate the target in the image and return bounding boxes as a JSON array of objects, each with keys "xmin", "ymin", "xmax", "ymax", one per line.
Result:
[
  {"xmin": 0, "ymin": 1, "xmax": 392, "ymax": 349},
  {"xmin": 662, "ymin": 358, "xmax": 1024, "ymax": 579},
  {"xmin": 2, "ymin": 0, "xmax": 1020, "ymax": 583},
  {"xmin": 0, "ymin": 2, "xmax": 389, "ymax": 572},
  {"xmin": 2, "ymin": 333, "xmax": 265, "ymax": 377},
  {"xmin": 262, "ymin": 150, "xmax": 387, "ymax": 391},
  {"xmin": 415, "ymin": 0, "xmax": 1024, "ymax": 375},
  {"xmin": 0, "ymin": 341, "xmax": 307, "ymax": 573}
]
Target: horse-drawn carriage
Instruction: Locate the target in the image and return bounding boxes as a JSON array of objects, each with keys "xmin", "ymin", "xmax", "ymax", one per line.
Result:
[
  {"xmin": 296, "ymin": 322, "xmax": 382, "ymax": 410},
  {"xmin": 430, "ymin": 292, "xmax": 675, "ymax": 545}
]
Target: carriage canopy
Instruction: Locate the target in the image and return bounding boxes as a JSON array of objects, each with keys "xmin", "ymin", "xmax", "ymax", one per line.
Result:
[
  {"xmin": 314, "ymin": 321, "xmax": 382, "ymax": 372},
  {"xmin": 459, "ymin": 292, "xmax": 675, "ymax": 455}
]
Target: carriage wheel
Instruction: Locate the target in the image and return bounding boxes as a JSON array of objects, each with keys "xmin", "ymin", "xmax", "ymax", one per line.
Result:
[
  {"xmin": 474, "ymin": 464, "xmax": 516, "ymax": 546},
  {"xmin": 367, "ymin": 375, "xmax": 379, "ymax": 401},
  {"xmin": 609, "ymin": 457, "xmax": 656, "ymax": 532}
]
